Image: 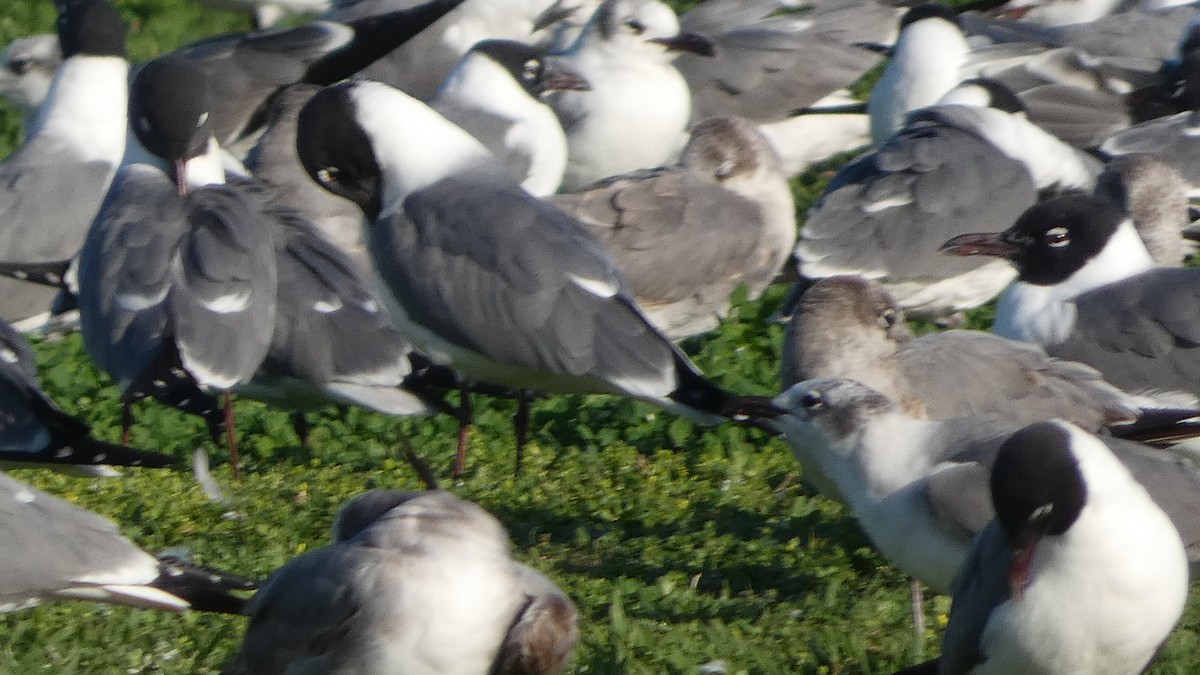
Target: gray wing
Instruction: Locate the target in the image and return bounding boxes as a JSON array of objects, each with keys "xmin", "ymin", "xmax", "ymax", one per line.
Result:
[
  {"xmin": 899, "ymin": 330, "xmax": 1138, "ymax": 430},
  {"xmin": 795, "ymin": 113, "xmax": 1038, "ymax": 281},
  {"xmin": 552, "ymin": 169, "xmax": 779, "ymax": 307},
  {"xmin": 0, "ymin": 144, "xmax": 115, "ymax": 321},
  {"xmin": 380, "ymin": 174, "xmax": 679, "ymax": 383},
  {"xmin": 77, "ymin": 164, "xmax": 185, "ymax": 388},
  {"xmin": 938, "ymin": 519, "xmax": 1013, "ymax": 675},
  {"xmin": 1102, "ymin": 436, "xmax": 1200, "ymax": 571},
  {"xmin": 223, "ymin": 545, "xmax": 365, "ymax": 675},
  {"xmin": 0, "ymin": 319, "xmax": 92, "ymax": 455},
  {"xmin": 1019, "ymin": 84, "xmax": 1129, "ymax": 150},
  {"xmin": 923, "ymin": 461, "xmax": 995, "ymax": 540},
  {"xmin": 171, "ymin": 185, "xmax": 278, "ymax": 389},
  {"xmin": 0, "ymin": 471, "xmax": 158, "ymax": 612},
  {"xmin": 1047, "ymin": 268, "xmax": 1200, "ymax": 397},
  {"xmin": 251, "ymin": 201, "xmax": 428, "ymax": 415},
  {"xmin": 179, "ymin": 21, "xmax": 351, "ymax": 146},
  {"xmin": 675, "ymin": 0, "xmax": 889, "ymax": 121},
  {"xmin": 1101, "ymin": 111, "xmax": 1200, "ymax": 187}
]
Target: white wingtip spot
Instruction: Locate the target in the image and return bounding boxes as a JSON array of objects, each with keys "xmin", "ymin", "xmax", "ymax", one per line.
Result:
[
  {"xmin": 202, "ymin": 291, "xmax": 251, "ymax": 314},
  {"xmin": 14, "ymin": 489, "xmax": 34, "ymax": 504},
  {"xmin": 0, "ymin": 348, "xmax": 17, "ymax": 364},
  {"xmin": 314, "ymin": 298, "xmax": 343, "ymax": 313},
  {"xmin": 568, "ymin": 274, "xmax": 619, "ymax": 298}
]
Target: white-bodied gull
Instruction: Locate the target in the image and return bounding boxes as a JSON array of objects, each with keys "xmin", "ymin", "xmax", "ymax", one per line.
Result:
[
  {"xmin": 545, "ymin": 0, "xmax": 715, "ymax": 192},
  {"xmin": 894, "ymin": 421, "xmax": 1188, "ymax": 675}
]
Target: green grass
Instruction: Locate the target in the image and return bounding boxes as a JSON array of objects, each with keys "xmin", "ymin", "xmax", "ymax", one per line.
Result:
[{"xmin": 3, "ymin": 1, "xmax": 1200, "ymax": 674}]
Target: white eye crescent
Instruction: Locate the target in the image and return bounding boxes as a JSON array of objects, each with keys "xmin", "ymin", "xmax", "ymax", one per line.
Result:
[{"xmin": 1044, "ymin": 226, "xmax": 1070, "ymax": 248}]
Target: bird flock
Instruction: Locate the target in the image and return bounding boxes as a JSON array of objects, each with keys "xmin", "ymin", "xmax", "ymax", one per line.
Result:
[{"xmin": 3, "ymin": 0, "xmax": 1200, "ymax": 671}]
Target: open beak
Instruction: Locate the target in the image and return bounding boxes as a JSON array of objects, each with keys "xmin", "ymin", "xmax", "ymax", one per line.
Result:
[
  {"xmin": 939, "ymin": 232, "xmax": 1019, "ymax": 259},
  {"xmin": 649, "ymin": 31, "xmax": 716, "ymax": 57},
  {"xmin": 539, "ymin": 57, "xmax": 590, "ymax": 93}
]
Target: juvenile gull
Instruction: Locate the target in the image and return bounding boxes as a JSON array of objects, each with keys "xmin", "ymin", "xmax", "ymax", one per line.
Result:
[
  {"xmin": 740, "ymin": 378, "xmax": 1200, "ymax": 592},
  {"xmin": 222, "ymin": 490, "xmax": 578, "ymax": 675},
  {"xmin": 553, "ymin": 116, "xmax": 796, "ymax": 341}
]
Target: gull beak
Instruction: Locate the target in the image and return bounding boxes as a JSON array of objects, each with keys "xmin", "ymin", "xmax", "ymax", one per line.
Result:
[
  {"xmin": 649, "ymin": 31, "xmax": 716, "ymax": 57},
  {"xmin": 174, "ymin": 159, "xmax": 189, "ymax": 198},
  {"xmin": 538, "ymin": 57, "xmax": 590, "ymax": 93},
  {"xmin": 1007, "ymin": 540, "xmax": 1037, "ymax": 600},
  {"xmin": 939, "ymin": 232, "xmax": 1019, "ymax": 259}
]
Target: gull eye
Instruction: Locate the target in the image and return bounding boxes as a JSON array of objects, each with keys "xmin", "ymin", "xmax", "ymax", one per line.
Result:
[
  {"xmin": 1044, "ymin": 226, "xmax": 1070, "ymax": 248},
  {"xmin": 316, "ymin": 166, "xmax": 340, "ymax": 186},
  {"xmin": 521, "ymin": 58, "xmax": 540, "ymax": 83},
  {"xmin": 625, "ymin": 19, "xmax": 645, "ymax": 35},
  {"xmin": 878, "ymin": 308, "xmax": 898, "ymax": 329},
  {"xmin": 799, "ymin": 390, "xmax": 825, "ymax": 410},
  {"xmin": 8, "ymin": 58, "xmax": 32, "ymax": 76}
]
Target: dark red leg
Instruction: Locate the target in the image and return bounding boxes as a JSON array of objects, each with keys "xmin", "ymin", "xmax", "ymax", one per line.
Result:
[
  {"xmin": 452, "ymin": 384, "xmax": 472, "ymax": 478},
  {"xmin": 223, "ymin": 391, "xmax": 241, "ymax": 481}
]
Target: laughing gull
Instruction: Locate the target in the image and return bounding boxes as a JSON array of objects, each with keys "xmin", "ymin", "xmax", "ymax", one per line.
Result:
[
  {"xmin": 552, "ymin": 115, "xmax": 796, "ymax": 341},
  {"xmin": 172, "ymin": 0, "xmax": 466, "ymax": 152},
  {"xmin": 0, "ymin": 0, "xmax": 128, "ymax": 326},
  {"xmin": 431, "ymin": 40, "xmax": 589, "ymax": 196},
  {"xmin": 0, "ymin": 318, "xmax": 176, "ymax": 472},
  {"xmin": 868, "ymin": 5, "xmax": 970, "ymax": 146},
  {"xmin": 78, "ymin": 55, "xmax": 278, "ymax": 475},
  {"xmin": 222, "ymin": 490, "xmax": 579, "ymax": 675},
  {"xmin": 295, "ymin": 80, "xmax": 739, "ymax": 468},
  {"xmin": 793, "ymin": 94, "xmax": 1100, "ymax": 319},
  {"xmin": 777, "ymin": 275, "xmax": 1194, "ymax": 441},
  {"xmin": 743, "ymin": 378, "xmax": 1200, "ymax": 593},
  {"xmin": 896, "ymin": 421, "xmax": 1187, "ymax": 675},
  {"xmin": 327, "ymin": 0, "xmax": 559, "ymax": 100},
  {"xmin": 546, "ymin": 0, "xmax": 716, "ymax": 192},
  {"xmin": 940, "ymin": 193, "xmax": 1200, "ymax": 403},
  {"xmin": 0, "ymin": 34, "xmax": 61, "ymax": 136},
  {"xmin": 536, "ymin": 0, "xmax": 894, "ymax": 124},
  {"xmin": 0, "ymin": 470, "xmax": 255, "ymax": 614}
]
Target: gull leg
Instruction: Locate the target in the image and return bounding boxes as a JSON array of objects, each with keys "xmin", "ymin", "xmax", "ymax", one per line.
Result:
[
  {"xmin": 223, "ymin": 391, "xmax": 241, "ymax": 481},
  {"xmin": 452, "ymin": 384, "xmax": 472, "ymax": 478},
  {"xmin": 513, "ymin": 389, "xmax": 531, "ymax": 476}
]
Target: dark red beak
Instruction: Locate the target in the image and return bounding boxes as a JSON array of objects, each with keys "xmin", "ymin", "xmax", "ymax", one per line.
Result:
[
  {"xmin": 939, "ymin": 232, "xmax": 1020, "ymax": 259},
  {"xmin": 649, "ymin": 31, "xmax": 716, "ymax": 57}
]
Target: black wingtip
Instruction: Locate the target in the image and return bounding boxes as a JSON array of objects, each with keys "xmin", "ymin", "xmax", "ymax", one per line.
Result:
[
  {"xmin": 152, "ymin": 553, "xmax": 259, "ymax": 615},
  {"xmin": 0, "ymin": 436, "xmax": 180, "ymax": 469},
  {"xmin": 1111, "ymin": 408, "xmax": 1200, "ymax": 447},
  {"xmin": 0, "ymin": 259, "xmax": 72, "ymax": 289}
]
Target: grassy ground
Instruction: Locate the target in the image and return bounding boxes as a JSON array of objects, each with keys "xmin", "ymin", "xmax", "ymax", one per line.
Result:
[{"xmin": 3, "ymin": 1, "xmax": 1200, "ymax": 673}]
